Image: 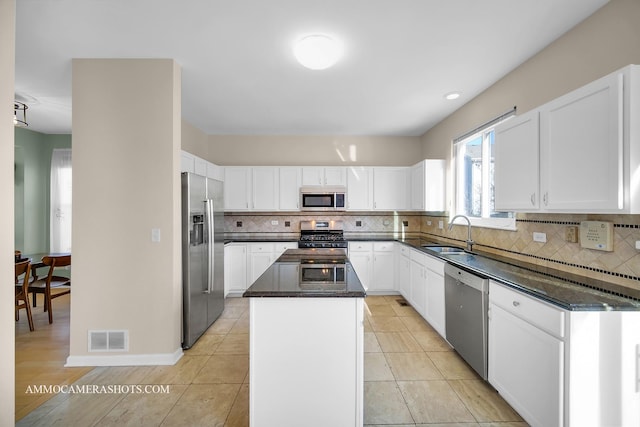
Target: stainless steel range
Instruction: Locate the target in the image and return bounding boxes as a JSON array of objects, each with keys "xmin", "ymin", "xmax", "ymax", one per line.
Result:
[{"xmin": 298, "ymin": 220, "xmax": 348, "ymax": 249}]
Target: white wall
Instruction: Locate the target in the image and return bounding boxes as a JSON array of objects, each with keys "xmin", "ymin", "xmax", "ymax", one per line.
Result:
[
  {"xmin": 1, "ymin": 0, "xmax": 16, "ymax": 425},
  {"xmin": 69, "ymin": 59, "xmax": 182, "ymax": 365}
]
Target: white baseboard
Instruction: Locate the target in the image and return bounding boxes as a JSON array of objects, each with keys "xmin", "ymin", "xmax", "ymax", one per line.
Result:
[{"xmin": 64, "ymin": 347, "xmax": 183, "ymax": 367}]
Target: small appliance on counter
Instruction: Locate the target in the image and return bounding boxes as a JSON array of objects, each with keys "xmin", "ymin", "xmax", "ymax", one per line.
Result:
[
  {"xmin": 181, "ymin": 172, "xmax": 224, "ymax": 349},
  {"xmin": 298, "ymin": 220, "xmax": 347, "ymax": 249}
]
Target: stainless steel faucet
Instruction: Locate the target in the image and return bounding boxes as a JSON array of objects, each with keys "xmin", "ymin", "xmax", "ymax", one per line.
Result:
[{"xmin": 448, "ymin": 214, "xmax": 474, "ymax": 251}]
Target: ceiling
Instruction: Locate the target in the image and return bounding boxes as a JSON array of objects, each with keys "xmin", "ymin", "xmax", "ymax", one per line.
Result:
[{"xmin": 15, "ymin": 0, "xmax": 609, "ymax": 136}]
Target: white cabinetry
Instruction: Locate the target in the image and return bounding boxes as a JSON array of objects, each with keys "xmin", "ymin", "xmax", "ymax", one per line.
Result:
[
  {"xmin": 348, "ymin": 242, "xmax": 372, "ymax": 291},
  {"xmin": 422, "ymin": 254, "xmax": 446, "ymax": 337},
  {"xmin": 348, "ymin": 241, "xmax": 396, "ymax": 294},
  {"xmin": 279, "ymin": 167, "xmax": 301, "ymax": 210},
  {"xmin": 489, "ymin": 281, "xmax": 564, "ymax": 427},
  {"xmin": 224, "ymin": 167, "xmax": 252, "ymax": 211},
  {"xmin": 395, "ymin": 244, "xmax": 411, "ymax": 300},
  {"xmin": 301, "ymin": 167, "xmax": 346, "ymax": 186},
  {"xmin": 373, "ymin": 167, "xmax": 409, "ymax": 210},
  {"xmin": 224, "ymin": 243, "xmax": 247, "ymax": 297},
  {"xmin": 248, "ymin": 242, "xmax": 297, "ymax": 284},
  {"xmin": 495, "ymin": 64, "xmax": 640, "ymax": 213},
  {"xmin": 410, "ymin": 160, "xmax": 446, "ymax": 211},
  {"xmin": 346, "ymin": 166, "xmax": 373, "ymax": 210},
  {"xmin": 252, "ymin": 167, "xmax": 279, "ymax": 211},
  {"xmin": 225, "ymin": 241, "xmax": 297, "ymax": 296},
  {"xmin": 494, "ymin": 110, "xmax": 540, "ymax": 210},
  {"xmin": 181, "ymin": 151, "xmax": 224, "ymax": 181},
  {"xmin": 540, "ymin": 70, "xmax": 623, "ymax": 211},
  {"xmin": 409, "ymin": 250, "xmax": 427, "ymax": 317}
]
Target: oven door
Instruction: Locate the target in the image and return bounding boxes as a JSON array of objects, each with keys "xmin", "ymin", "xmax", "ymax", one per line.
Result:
[{"xmin": 299, "ymin": 264, "xmax": 346, "ymax": 284}]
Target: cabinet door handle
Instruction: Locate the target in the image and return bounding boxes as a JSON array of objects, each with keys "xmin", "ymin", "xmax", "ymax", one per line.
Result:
[
  {"xmin": 531, "ymin": 193, "xmax": 536, "ymax": 206},
  {"xmin": 512, "ymin": 301, "xmax": 520, "ymax": 307}
]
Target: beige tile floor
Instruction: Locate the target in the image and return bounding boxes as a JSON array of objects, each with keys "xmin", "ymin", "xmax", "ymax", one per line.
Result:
[{"xmin": 17, "ymin": 295, "xmax": 528, "ymax": 426}]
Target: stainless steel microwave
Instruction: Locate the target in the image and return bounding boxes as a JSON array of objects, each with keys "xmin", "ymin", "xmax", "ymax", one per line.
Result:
[{"xmin": 300, "ymin": 186, "xmax": 346, "ymax": 211}]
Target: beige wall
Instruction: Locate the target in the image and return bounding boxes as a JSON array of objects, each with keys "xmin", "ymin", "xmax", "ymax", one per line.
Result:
[
  {"xmin": 181, "ymin": 119, "xmax": 208, "ymax": 159},
  {"xmin": 207, "ymin": 134, "xmax": 423, "ymax": 166},
  {"xmin": 70, "ymin": 59, "xmax": 182, "ymax": 363},
  {"xmin": 421, "ymin": 0, "xmax": 640, "ymax": 159},
  {"xmin": 1, "ymin": 0, "xmax": 15, "ymax": 424}
]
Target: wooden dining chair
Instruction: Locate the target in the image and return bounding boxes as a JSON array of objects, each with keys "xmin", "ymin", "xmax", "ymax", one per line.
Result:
[
  {"xmin": 15, "ymin": 260, "xmax": 35, "ymax": 331},
  {"xmin": 28, "ymin": 255, "xmax": 71, "ymax": 324}
]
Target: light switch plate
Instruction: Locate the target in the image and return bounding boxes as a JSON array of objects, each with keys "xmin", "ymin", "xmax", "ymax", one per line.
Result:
[
  {"xmin": 151, "ymin": 228, "xmax": 161, "ymax": 243},
  {"xmin": 579, "ymin": 221, "xmax": 613, "ymax": 251}
]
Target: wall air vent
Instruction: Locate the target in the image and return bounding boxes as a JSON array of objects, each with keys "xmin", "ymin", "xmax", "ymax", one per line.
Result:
[{"xmin": 88, "ymin": 330, "xmax": 129, "ymax": 352}]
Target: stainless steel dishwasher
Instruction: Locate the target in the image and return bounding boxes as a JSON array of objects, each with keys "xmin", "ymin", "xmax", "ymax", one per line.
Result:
[{"xmin": 444, "ymin": 263, "xmax": 489, "ymax": 379}]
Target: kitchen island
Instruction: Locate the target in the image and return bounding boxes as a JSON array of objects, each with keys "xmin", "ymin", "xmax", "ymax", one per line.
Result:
[{"xmin": 243, "ymin": 248, "xmax": 366, "ymax": 427}]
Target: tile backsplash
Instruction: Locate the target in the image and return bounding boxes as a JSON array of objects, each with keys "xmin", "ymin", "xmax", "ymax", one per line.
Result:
[{"xmin": 224, "ymin": 211, "xmax": 640, "ymax": 296}]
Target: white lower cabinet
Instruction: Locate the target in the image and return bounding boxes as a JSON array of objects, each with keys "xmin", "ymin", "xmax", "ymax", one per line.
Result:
[
  {"xmin": 224, "ymin": 243, "xmax": 247, "ymax": 297},
  {"xmin": 396, "ymin": 244, "xmax": 411, "ymax": 300},
  {"xmin": 409, "ymin": 252, "xmax": 427, "ymax": 317},
  {"xmin": 348, "ymin": 241, "xmax": 395, "ymax": 294},
  {"xmin": 489, "ymin": 281, "xmax": 564, "ymax": 427},
  {"xmin": 423, "ymin": 255, "xmax": 446, "ymax": 337},
  {"xmin": 224, "ymin": 242, "xmax": 296, "ymax": 296}
]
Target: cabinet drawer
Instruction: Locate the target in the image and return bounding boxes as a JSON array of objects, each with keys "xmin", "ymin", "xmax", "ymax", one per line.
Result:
[
  {"xmin": 274, "ymin": 242, "xmax": 297, "ymax": 254},
  {"xmin": 249, "ymin": 243, "xmax": 275, "ymax": 253},
  {"xmin": 397, "ymin": 244, "xmax": 411, "ymax": 258},
  {"xmin": 373, "ymin": 241, "xmax": 394, "ymax": 252},
  {"xmin": 423, "ymin": 253, "xmax": 445, "ymax": 273},
  {"xmin": 490, "ymin": 281, "xmax": 565, "ymax": 339},
  {"xmin": 349, "ymin": 242, "xmax": 373, "ymax": 252},
  {"xmin": 410, "ymin": 249, "xmax": 426, "ymax": 265}
]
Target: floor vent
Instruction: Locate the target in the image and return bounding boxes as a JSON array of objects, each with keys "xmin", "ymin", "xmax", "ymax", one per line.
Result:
[
  {"xmin": 396, "ymin": 298, "xmax": 409, "ymax": 307},
  {"xmin": 88, "ymin": 330, "xmax": 129, "ymax": 352}
]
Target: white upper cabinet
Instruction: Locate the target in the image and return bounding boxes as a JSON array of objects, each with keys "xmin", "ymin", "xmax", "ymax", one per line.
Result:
[
  {"xmin": 410, "ymin": 159, "xmax": 446, "ymax": 211},
  {"xmin": 494, "ymin": 64, "xmax": 640, "ymax": 213},
  {"xmin": 494, "ymin": 110, "xmax": 540, "ymax": 210},
  {"xmin": 252, "ymin": 167, "xmax": 279, "ymax": 211},
  {"xmin": 346, "ymin": 166, "xmax": 373, "ymax": 210},
  {"xmin": 224, "ymin": 167, "xmax": 252, "ymax": 211},
  {"xmin": 301, "ymin": 167, "xmax": 346, "ymax": 186},
  {"xmin": 373, "ymin": 167, "xmax": 409, "ymax": 210},
  {"xmin": 279, "ymin": 167, "xmax": 301, "ymax": 210},
  {"xmin": 540, "ymin": 69, "xmax": 623, "ymax": 212}
]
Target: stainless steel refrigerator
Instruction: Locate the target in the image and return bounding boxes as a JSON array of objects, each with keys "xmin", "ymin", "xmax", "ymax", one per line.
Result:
[{"xmin": 181, "ymin": 172, "xmax": 224, "ymax": 349}]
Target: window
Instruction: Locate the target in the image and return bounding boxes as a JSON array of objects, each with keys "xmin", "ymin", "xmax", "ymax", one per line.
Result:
[
  {"xmin": 50, "ymin": 149, "xmax": 72, "ymax": 252},
  {"xmin": 453, "ymin": 112, "xmax": 515, "ymax": 230}
]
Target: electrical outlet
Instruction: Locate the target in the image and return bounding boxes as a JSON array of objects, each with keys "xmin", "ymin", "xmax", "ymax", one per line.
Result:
[
  {"xmin": 271, "ymin": 220, "xmax": 279, "ymax": 226},
  {"xmin": 438, "ymin": 220, "xmax": 444, "ymax": 229},
  {"xmin": 427, "ymin": 220, "xmax": 432, "ymax": 226},
  {"xmin": 533, "ymin": 232, "xmax": 547, "ymax": 243},
  {"xmin": 565, "ymin": 226, "xmax": 578, "ymax": 243}
]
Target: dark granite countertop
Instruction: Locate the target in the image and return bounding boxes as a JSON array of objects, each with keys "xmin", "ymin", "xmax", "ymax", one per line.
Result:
[
  {"xmin": 243, "ymin": 249, "xmax": 366, "ymax": 298},
  {"xmin": 227, "ymin": 233, "xmax": 640, "ymax": 310}
]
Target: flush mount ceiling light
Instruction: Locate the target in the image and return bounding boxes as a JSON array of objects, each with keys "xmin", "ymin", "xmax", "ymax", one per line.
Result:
[
  {"xmin": 13, "ymin": 101, "xmax": 28, "ymax": 127},
  {"xmin": 294, "ymin": 34, "xmax": 343, "ymax": 70},
  {"xmin": 444, "ymin": 92, "xmax": 461, "ymax": 100}
]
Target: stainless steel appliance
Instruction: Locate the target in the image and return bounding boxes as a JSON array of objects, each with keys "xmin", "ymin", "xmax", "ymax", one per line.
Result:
[
  {"xmin": 444, "ymin": 263, "xmax": 489, "ymax": 379},
  {"xmin": 300, "ymin": 186, "xmax": 346, "ymax": 211},
  {"xmin": 299, "ymin": 261, "xmax": 346, "ymax": 284},
  {"xmin": 181, "ymin": 172, "xmax": 224, "ymax": 349},
  {"xmin": 298, "ymin": 220, "xmax": 348, "ymax": 249}
]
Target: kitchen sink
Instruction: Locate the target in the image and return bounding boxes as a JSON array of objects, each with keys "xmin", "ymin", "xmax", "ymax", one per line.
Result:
[{"xmin": 421, "ymin": 245, "xmax": 467, "ymax": 254}]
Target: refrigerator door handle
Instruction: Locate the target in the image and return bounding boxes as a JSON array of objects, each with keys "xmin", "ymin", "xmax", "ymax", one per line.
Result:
[{"xmin": 204, "ymin": 199, "xmax": 214, "ymax": 294}]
